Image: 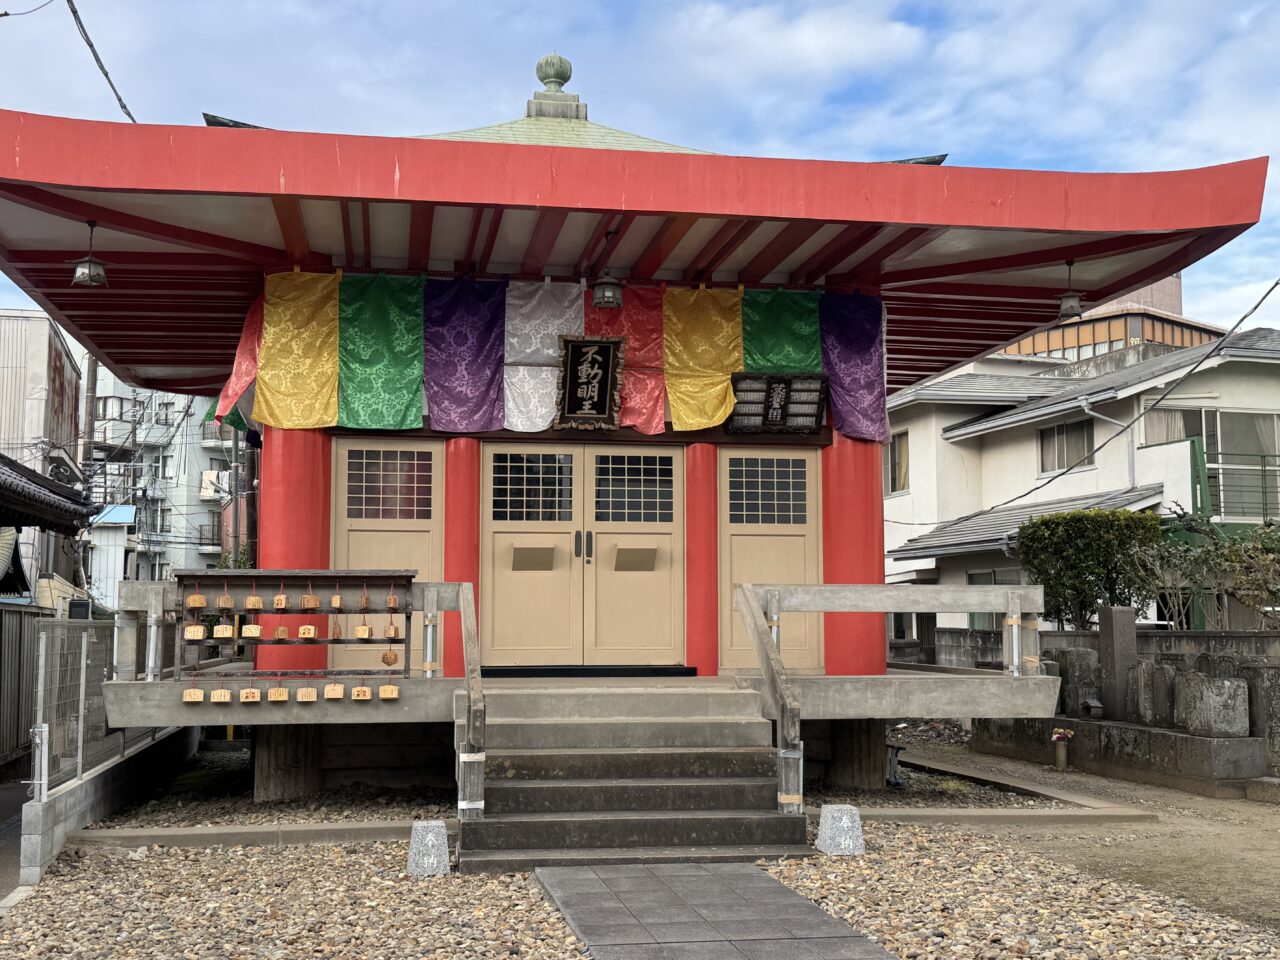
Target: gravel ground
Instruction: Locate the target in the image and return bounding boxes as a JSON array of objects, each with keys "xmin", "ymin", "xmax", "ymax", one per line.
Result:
[
  {"xmin": 809, "ymin": 767, "xmax": 1068, "ymax": 810},
  {"xmin": 0, "ymin": 842, "xmax": 582, "ymax": 959},
  {"xmin": 771, "ymin": 822, "xmax": 1280, "ymax": 960},
  {"xmin": 887, "ymin": 718, "xmax": 972, "ymax": 748},
  {"xmin": 89, "ymin": 750, "xmax": 455, "ymax": 828}
]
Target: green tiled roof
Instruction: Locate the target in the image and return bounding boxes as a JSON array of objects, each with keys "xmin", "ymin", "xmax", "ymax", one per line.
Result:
[{"xmin": 418, "ymin": 117, "xmax": 712, "ymax": 154}]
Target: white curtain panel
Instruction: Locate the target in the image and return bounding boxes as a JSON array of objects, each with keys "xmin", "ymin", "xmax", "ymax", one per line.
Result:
[{"xmin": 503, "ymin": 282, "xmax": 584, "ymax": 432}]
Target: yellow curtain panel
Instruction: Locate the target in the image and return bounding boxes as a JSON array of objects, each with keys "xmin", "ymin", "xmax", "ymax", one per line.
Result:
[
  {"xmin": 662, "ymin": 287, "xmax": 743, "ymax": 431},
  {"xmin": 253, "ymin": 272, "xmax": 340, "ymax": 429}
]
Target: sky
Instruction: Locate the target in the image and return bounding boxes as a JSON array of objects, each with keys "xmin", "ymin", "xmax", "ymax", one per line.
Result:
[{"xmin": 0, "ymin": 0, "xmax": 1276, "ymax": 327}]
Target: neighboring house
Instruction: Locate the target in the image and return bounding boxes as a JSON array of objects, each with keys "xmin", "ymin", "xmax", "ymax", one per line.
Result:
[
  {"xmin": 0, "ymin": 309, "xmax": 87, "ymax": 607},
  {"xmin": 83, "ymin": 362, "xmax": 246, "ymax": 598},
  {"xmin": 87, "ymin": 504, "xmax": 138, "ymax": 611},
  {"xmin": 885, "ymin": 325, "xmax": 1280, "ymax": 640}
]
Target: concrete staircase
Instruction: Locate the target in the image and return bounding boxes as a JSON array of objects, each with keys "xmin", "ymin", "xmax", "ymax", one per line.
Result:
[{"xmin": 455, "ymin": 680, "xmax": 810, "ymax": 872}]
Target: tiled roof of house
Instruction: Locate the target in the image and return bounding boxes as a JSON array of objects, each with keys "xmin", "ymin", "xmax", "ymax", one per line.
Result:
[
  {"xmin": 0, "ymin": 452, "xmax": 96, "ymax": 536},
  {"xmin": 887, "ymin": 484, "xmax": 1165, "ymax": 561},
  {"xmin": 887, "ymin": 373, "xmax": 1089, "ymax": 412}
]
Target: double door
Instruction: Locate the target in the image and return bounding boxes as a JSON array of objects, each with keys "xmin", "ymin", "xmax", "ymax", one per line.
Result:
[{"xmin": 480, "ymin": 443, "xmax": 685, "ymax": 665}]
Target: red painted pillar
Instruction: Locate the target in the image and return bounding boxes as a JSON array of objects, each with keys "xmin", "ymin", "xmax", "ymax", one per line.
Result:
[
  {"xmin": 685, "ymin": 443, "xmax": 718, "ymax": 676},
  {"xmin": 256, "ymin": 426, "xmax": 331, "ymax": 670},
  {"xmin": 822, "ymin": 432, "xmax": 886, "ymax": 675},
  {"xmin": 443, "ymin": 438, "xmax": 480, "ymax": 677}
]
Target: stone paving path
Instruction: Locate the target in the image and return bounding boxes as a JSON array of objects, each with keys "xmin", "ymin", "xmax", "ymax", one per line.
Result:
[{"xmin": 534, "ymin": 862, "xmax": 896, "ymax": 959}]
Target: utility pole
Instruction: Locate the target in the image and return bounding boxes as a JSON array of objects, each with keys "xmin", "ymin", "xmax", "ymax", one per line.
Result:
[
  {"xmin": 230, "ymin": 427, "xmax": 241, "ymax": 568},
  {"xmin": 79, "ymin": 355, "xmax": 98, "ymax": 476},
  {"xmin": 245, "ymin": 441, "xmax": 258, "ymax": 567}
]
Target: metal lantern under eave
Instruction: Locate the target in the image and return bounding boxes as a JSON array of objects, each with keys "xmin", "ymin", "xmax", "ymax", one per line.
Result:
[
  {"xmin": 591, "ymin": 274, "xmax": 623, "ymax": 309},
  {"xmin": 71, "ymin": 256, "xmax": 108, "ymax": 288}
]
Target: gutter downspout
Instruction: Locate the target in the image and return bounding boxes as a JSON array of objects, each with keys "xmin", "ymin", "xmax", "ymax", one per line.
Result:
[{"xmin": 1081, "ymin": 398, "xmax": 1135, "ymax": 488}]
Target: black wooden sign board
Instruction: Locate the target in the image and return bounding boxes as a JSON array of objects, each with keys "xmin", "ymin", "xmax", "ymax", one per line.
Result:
[
  {"xmin": 553, "ymin": 335, "xmax": 625, "ymax": 430},
  {"xmin": 727, "ymin": 373, "xmax": 827, "ymax": 434}
]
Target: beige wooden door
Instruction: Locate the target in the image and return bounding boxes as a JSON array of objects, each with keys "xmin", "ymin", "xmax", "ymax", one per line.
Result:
[
  {"xmin": 331, "ymin": 438, "xmax": 444, "ymax": 674},
  {"xmin": 718, "ymin": 448, "xmax": 822, "ymax": 671},
  {"xmin": 584, "ymin": 447, "xmax": 685, "ymax": 665},
  {"xmin": 481, "ymin": 444, "xmax": 584, "ymax": 665}
]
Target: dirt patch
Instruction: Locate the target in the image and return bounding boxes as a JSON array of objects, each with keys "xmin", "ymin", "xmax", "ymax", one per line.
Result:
[{"xmin": 913, "ymin": 741, "xmax": 1280, "ymax": 932}]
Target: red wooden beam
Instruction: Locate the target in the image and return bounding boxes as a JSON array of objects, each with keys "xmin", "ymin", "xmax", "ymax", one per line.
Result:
[
  {"xmin": 0, "ymin": 182, "xmax": 287, "ymax": 263},
  {"xmin": 1091, "ymin": 230, "xmax": 1242, "ymax": 302},
  {"xmin": 476, "ymin": 208, "xmax": 504, "ymax": 274},
  {"xmin": 407, "ymin": 201, "xmax": 434, "ymax": 271},
  {"xmin": 589, "ymin": 213, "xmax": 636, "ymax": 276},
  {"xmin": 630, "ymin": 214, "xmax": 700, "ymax": 280},
  {"xmin": 574, "ymin": 213, "xmax": 614, "ymax": 278},
  {"xmin": 340, "ymin": 201, "xmax": 355, "ymax": 266},
  {"xmin": 880, "ymin": 231, "xmax": 1193, "ymax": 286},
  {"xmin": 737, "ymin": 220, "xmax": 825, "ymax": 284},
  {"xmin": 685, "ymin": 219, "xmax": 759, "ymax": 282},
  {"xmin": 887, "ymin": 281, "xmax": 1061, "ymax": 302},
  {"xmin": 456, "ymin": 207, "xmax": 483, "ymax": 274},
  {"xmin": 270, "ymin": 196, "xmax": 312, "ymax": 264},
  {"xmin": 827, "ymin": 227, "xmax": 941, "ymax": 285},
  {"xmin": 360, "ymin": 201, "xmax": 372, "ymax": 268},
  {"xmin": 5, "ymin": 249, "xmax": 256, "ymax": 269},
  {"xmin": 521, "ymin": 208, "xmax": 569, "ymax": 276},
  {"xmin": 789, "ymin": 223, "xmax": 882, "ymax": 285}
]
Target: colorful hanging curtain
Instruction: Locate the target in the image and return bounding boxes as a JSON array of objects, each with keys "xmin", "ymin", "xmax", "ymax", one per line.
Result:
[
  {"xmin": 743, "ymin": 289, "xmax": 822, "ymax": 373},
  {"xmin": 203, "ymin": 399, "xmax": 248, "ymax": 433},
  {"xmin": 503, "ymin": 281, "xmax": 584, "ymax": 432},
  {"xmin": 253, "ymin": 272, "xmax": 340, "ymax": 429},
  {"xmin": 214, "ymin": 294, "xmax": 263, "ymax": 422},
  {"xmin": 662, "ymin": 287, "xmax": 743, "ymax": 431},
  {"xmin": 820, "ymin": 292, "xmax": 888, "ymax": 443},
  {"xmin": 584, "ymin": 284, "xmax": 666, "ymax": 435},
  {"xmin": 338, "ymin": 273, "xmax": 425, "ymax": 430},
  {"xmin": 423, "ymin": 278, "xmax": 507, "ymax": 432}
]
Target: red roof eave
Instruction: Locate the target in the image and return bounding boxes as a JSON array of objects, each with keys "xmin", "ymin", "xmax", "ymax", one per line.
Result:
[{"xmin": 0, "ymin": 109, "xmax": 1267, "ymax": 233}]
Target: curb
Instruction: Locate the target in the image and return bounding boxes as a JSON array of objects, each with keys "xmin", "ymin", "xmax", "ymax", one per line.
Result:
[
  {"xmin": 70, "ymin": 818, "xmax": 458, "ymax": 849},
  {"xmin": 0, "ymin": 886, "xmax": 34, "ymax": 916}
]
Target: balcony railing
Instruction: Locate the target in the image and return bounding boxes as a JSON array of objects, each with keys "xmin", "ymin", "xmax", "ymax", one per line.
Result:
[
  {"xmin": 201, "ymin": 421, "xmax": 235, "ymax": 443},
  {"xmin": 1190, "ymin": 439, "xmax": 1279, "ymax": 523},
  {"xmin": 197, "ymin": 523, "xmax": 222, "ymax": 548}
]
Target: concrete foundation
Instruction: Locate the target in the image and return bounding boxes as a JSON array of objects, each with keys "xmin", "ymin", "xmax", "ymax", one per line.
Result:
[
  {"xmin": 972, "ymin": 717, "xmax": 1269, "ymax": 799},
  {"xmin": 19, "ymin": 726, "xmax": 198, "ymax": 885}
]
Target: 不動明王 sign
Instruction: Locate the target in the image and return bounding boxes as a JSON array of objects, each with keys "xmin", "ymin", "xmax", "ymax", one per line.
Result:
[{"xmin": 553, "ymin": 336, "xmax": 625, "ymax": 430}]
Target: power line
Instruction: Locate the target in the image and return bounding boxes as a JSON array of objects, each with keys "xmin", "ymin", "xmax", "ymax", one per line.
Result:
[
  {"xmin": 64, "ymin": 0, "xmax": 135, "ymax": 123},
  {"xmin": 0, "ymin": 0, "xmax": 55, "ymax": 16}
]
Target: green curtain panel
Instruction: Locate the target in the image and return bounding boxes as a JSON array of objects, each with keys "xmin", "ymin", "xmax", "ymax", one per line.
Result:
[
  {"xmin": 337, "ymin": 273, "xmax": 426, "ymax": 430},
  {"xmin": 741, "ymin": 289, "xmax": 822, "ymax": 373}
]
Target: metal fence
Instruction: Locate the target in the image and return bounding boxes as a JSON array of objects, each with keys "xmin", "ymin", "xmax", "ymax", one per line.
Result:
[
  {"xmin": 29, "ymin": 619, "xmax": 160, "ymax": 801},
  {"xmin": 0, "ymin": 603, "xmax": 43, "ymax": 766}
]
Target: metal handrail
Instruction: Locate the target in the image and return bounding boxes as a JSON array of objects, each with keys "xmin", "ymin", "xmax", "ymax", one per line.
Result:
[
  {"xmin": 455, "ymin": 581, "xmax": 486, "ymax": 822},
  {"xmin": 733, "ymin": 584, "xmax": 802, "ymax": 815}
]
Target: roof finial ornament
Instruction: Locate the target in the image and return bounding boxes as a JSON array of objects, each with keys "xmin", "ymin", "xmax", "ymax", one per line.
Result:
[
  {"xmin": 536, "ymin": 53, "xmax": 572, "ymax": 93},
  {"xmin": 527, "ymin": 53, "xmax": 587, "ymax": 120}
]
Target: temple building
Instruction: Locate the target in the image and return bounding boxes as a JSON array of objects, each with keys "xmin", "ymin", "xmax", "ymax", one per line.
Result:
[{"xmin": 1, "ymin": 56, "xmax": 1268, "ymax": 870}]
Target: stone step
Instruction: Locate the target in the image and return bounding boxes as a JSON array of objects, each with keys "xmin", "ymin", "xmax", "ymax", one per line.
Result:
[
  {"xmin": 485, "ymin": 777, "xmax": 777, "ymax": 814},
  {"xmin": 457, "ymin": 686, "xmax": 764, "ymax": 721},
  {"xmin": 457, "ymin": 843, "xmax": 813, "ymax": 874},
  {"xmin": 486, "ymin": 746, "xmax": 778, "ymax": 780},
  {"xmin": 469, "ymin": 717, "xmax": 775, "ymax": 750},
  {"xmin": 459, "ymin": 810, "xmax": 807, "ymax": 852}
]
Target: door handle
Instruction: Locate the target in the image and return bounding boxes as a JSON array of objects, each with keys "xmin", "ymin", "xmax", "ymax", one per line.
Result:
[
  {"xmin": 574, "ymin": 530, "xmax": 582, "ymax": 558},
  {"xmin": 585, "ymin": 531, "xmax": 593, "ymax": 564}
]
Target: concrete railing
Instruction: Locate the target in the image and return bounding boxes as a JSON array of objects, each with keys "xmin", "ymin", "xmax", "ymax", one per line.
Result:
[{"xmin": 752, "ymin": 583, "xmax": 1045, "ymax": 678}]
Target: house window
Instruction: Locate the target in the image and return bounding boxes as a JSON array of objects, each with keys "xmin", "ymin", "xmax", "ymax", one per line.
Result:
[
  {"xmin": 967, "ymin": 568, "xmax": 1021, "ymax": 631},
  {"xmin": 160, "ymin": 454, "xmax": 174, "ymax": 479},
  {"xmin": 157, "ymin": 506, "xmax": 172, "ymax": 534},
  {"xmin": 1038, "ymin": 420, "xmax": 1094, "ymax": 473},
  {"xmin": 156, "ymin": 401, "xmax": 174, "ymax": 426},
  {"xmin": 883, "ymin": 431, "xmax": 909, "ymax": 494},
  {"xmin": 1144, "ymin": 407, "xmax": 1203, "ymax": 446}
]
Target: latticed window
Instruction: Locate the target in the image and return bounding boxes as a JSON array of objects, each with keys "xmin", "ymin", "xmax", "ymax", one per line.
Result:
[
  {"xmin": 727, "ymin": 456, "xmax": 808, "ymax": 525},
  {"xmin": 594, "ymin": 454, "xmax": 674, "ymax": 523},
  {"xmin": 346, "ymin": 449, "xmax": 433, "ymax": 520},
  {"xmin": 492, "ymin": 452, "xmax": 573, "ymax": 522}
]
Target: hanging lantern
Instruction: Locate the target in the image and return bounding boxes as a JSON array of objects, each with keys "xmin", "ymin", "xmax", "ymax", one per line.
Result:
[
  {"xmin": 1057, "ymin": 260, "xmax": 1083, "ymax": 322},
  {"xmin": 71, "ymin": 220, "xmax": 108, "ymax": 288},
  {"xmin": 591, "ymin": 271, "xmax": 624, "ymax": 309}
]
